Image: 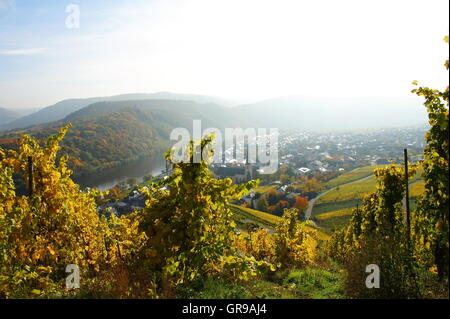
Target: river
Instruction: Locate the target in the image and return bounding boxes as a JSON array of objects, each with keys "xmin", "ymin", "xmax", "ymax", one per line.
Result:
[{"xmin": 73, "ymin": 153, "xmax": 166, "ymax": 191}]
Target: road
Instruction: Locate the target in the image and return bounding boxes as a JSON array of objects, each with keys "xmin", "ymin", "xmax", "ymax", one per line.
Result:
[{"xmin": 305, "ymin": 174, "xmax": 374, "ymax": 220}]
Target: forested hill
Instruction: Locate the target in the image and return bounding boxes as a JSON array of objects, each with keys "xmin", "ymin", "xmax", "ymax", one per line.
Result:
[
  {"xmin": 0, "ymin": 99, "xmax": 252, "ymax": 177},
  {"xmin": 64, "ymin": 99, "xmax": 250, "ymax": 129},
  {"xmin": 0, "ymin": 107, "xmax": 160, "ymax": 177},
  {"xmin": 1, "ymin": 93, "xmax": 427, "ymax": 132},
  {"xmin": 0, "ymin": 97, "xmax": 106, "ymax": 131}
]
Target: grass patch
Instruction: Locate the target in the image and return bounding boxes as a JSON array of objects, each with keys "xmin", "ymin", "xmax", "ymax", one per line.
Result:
[
  {"xmin": 177, "ymin": 269, "xmax": 347, "ymax": 299},
  {"xmin": 176, "ymin": 278, "xmax": 251, "ymax": 299},
  {"xmin": 244, "ymin": 278, "xmax": 299, "ymax": 299},
  {"xmin": 283, "ymin": 268, "xmax": 346, "ymax": 299}
]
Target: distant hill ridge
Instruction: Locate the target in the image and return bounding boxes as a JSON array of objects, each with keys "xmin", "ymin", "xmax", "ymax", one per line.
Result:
[
  {"xmin": 233, "ymin": 96, "xmax": 427, "ymax": 130},
  {"xmin": 0, "ymin": 107, "xmax": 21, "ymax": 126},
  {"xmin": 0, "ymin": 94, "xmax": 429, "ymax": 178},
  {"xmin": 0, "ymin": 92, "xmax": 240, "ymax": 132},
  {"xmin": 64, "ymin": 99, "xmax": 241, "ymax": 129},
  {"xmin": 1, "ymin": 93, "xmax": 428, "ymax": 132}
]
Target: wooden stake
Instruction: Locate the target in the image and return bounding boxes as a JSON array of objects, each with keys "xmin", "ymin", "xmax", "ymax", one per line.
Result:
[{"xmin": 404, "ymin": 149, "xmax": 411, "ymax": 246}]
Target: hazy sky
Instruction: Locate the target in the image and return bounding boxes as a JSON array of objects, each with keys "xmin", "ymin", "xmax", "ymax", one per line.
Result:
[{"xmin": 0, "ymin": 0, "xmax": 448, "ymax": 108}]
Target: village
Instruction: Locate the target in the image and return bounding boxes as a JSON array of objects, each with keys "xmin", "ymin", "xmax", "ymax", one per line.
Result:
[{"xmin": 98, "ymin": 125, "xmax": 427, "ymax": 217}]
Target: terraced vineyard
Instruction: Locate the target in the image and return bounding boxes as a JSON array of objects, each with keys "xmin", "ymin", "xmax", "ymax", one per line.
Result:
[
  {"xmin": 312, "ymin": 168, "xmax": 426, "ymax": 231},
  {"xmin": 312, "ymin": 175, "xmax": 376, "ymax": 216},
  {"xmin": 229, "ymin": 204, "xmax": 330, "ymax": 241},
  {"xmin": 314, "ymin": 208, "xmax": 353, "ymax": 232},
  {"xmin": 230, "ymin": 204, "xmax": 282, "ymax": 228},
  {"xmin": 323, "ymin": 165, "xmax": 383, "ymax": 189},
  {"xmin": 253, "ymin": 185, "xmax": 278, "ymax": 194},
  {"xmin": 229, "ymin": 164, "xmax": 426, "ymax": 243}
]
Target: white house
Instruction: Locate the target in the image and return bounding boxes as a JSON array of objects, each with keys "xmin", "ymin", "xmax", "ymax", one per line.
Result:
[{"xmin": 296, "ymin": 167, "xmax": 311, "ymax": 175}]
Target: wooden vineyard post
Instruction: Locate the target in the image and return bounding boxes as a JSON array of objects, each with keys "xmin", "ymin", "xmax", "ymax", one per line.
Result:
[{"xmin": 404, "ymin": 149, "xmax": 411, "ymax": 248}]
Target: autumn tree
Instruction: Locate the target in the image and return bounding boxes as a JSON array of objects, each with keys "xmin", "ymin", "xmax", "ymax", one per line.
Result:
[
  {"xmin": 108, "ymin": 186, "xmax": 121, "ymax": 201},
  {"xmin": 256, "ymin": 196, "xmax": 269, "ymax": 212},
  {"xmin": 280, "ymin": 174, "xmax": 290, "ymax": 184},
  {"xmin": 294, "ymin": 196, "xmax": 309, "ymax": 211},
  {"xmin": 303, "ymin": 178, "xmax": 321, "ymax": 194}
]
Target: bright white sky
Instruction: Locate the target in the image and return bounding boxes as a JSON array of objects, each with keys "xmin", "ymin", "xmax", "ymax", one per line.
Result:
[{"xmin": 0, "ymin": 0, "xmax": 448, "ymax": 108}]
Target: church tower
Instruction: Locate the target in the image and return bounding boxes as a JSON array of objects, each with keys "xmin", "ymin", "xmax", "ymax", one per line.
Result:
[{"xmin": 244, "ymin": 146, "xmax": 253, "ymax": 181}]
